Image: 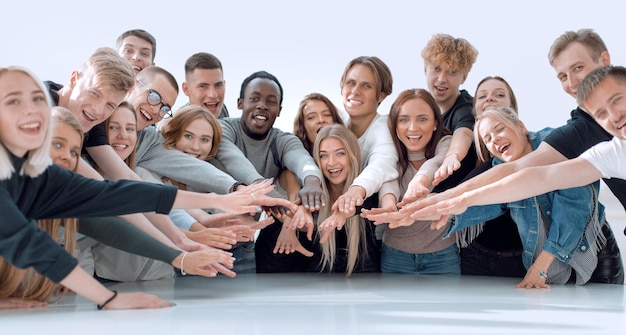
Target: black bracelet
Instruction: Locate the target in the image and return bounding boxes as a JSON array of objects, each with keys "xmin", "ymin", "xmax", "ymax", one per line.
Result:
[
  {"xmin": 97, "ymin": 290, "xmax": 118, "ymax": 310},
  {"xmin": 230, "ymin": 181, "xmax": 245, "ymax": 193}
]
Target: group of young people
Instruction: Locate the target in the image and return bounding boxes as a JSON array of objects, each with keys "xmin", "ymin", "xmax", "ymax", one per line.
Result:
[{"xmin": 1, "ymin": 27, "xmax": 625, "ymax": 311}]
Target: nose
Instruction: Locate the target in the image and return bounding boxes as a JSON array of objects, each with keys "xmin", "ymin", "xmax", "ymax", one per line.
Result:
[
  {"xmin": 609, "ymin": 107, "xmax": 623, "ymax": 125},
  {"xmin": 317, "ymin": 114, "xmax": 326, "ymax": 124},
  {"xmin": 437, "ymin": 71, "xmax": 448, "ymax": 83},
  {"xmin": 408, "ymin": 119, "xmax": 417, "ymax": 131},
  {"xmin": 116, "ymin": 128, "xmax": 128, "ymax": 140},
  {"xmin": 207, "ymin": 86, "xmax": 218, "ymax": 98},
  {"xmin": 567, "ymin": 75, "xmax": 580, "ymax": 94},
  {"xmin": 191, "ymin": 138, "xmax": 200, "ymax": 151}
]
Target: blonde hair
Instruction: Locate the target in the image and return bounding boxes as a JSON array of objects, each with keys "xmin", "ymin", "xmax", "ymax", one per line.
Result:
[
  {"xmin": 0, "ymin": 66, "xmax": 53, "ymax": 180},
  {"xmin": 474, "ymin": 106, "xmax": 528, "ymax": 162},
  {"xmin": 0, "ymin": 105, "xmax": 80, "ymax": 303},
  {"xmin": 312, "ymin": 124, "xmax": 369, "ymax": 276},
  {"xmin": 421, "ymin": 33, "xmax": 478, "ymax": 75},
  {"xmin": 161, "ymin": 105, "xmax": 222, "ymax": 160},
  {"xmin": 79, "ymin": 47, "xmax": 135, "ymax": 95}
]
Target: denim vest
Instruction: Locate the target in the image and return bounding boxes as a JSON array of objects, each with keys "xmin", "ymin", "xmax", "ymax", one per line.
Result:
[{"xmin": 447, "ymin": 128, "xmax": 605, "ymax": 284}]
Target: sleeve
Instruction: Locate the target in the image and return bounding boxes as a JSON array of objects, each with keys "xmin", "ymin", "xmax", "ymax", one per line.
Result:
[
  {"xmin": 78, "ymin": 216, "xmax": 181, "ymax": 265},
  {"xmin": 0, "ymin": 188, "xmax": 78, "ymax": 283},
  {"xmin": 136, "ymin": 128, "xmax": 237, "ymax": 194},
  {"xmin": 541, "ymin": 184, "xmax": 597, "ymax": 263},
  {"xmin": 447, "ymin": 203, "xmax": 508, "ymax": 238},
  {"xmin": 352, "ymin": 116, "xmax": 399, "ymax": 198},
  {"xmin": 279, "ymin": 133, "xmax": 323, "ymax": 183},
  {"xmin": 215, "ymin": 119, "xmax": 265, "ymax": 185},
  {"xmin": 31, "ymin": 167, "xmax": 178, "ymax": 219},
  {"xmin": 379, "ymin": 178, "xmax": 401, "ymax": 199},
  {"xmin": 449, "ymin": 103, "xmax": 475, "ymax": 132},
  {"xmin": 580, "ymin": 138, "xmax": 625, "ymax": 179},
  {"xmin": 415, "ymin": 135, "xmax": 452, "ymax": 181},
  {"xmin": 168, "ymin": 209, "xmax": 196, "ymax": 230},
  {"xmin": 544, "ymin": 116, "xmax": 611, "ymax": 159}
]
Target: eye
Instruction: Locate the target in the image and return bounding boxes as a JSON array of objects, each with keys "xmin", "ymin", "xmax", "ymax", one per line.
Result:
[
  {"xmin": 267, "ymin": 99, "xmax": 278, "ymax": 106},
  {"xmin": 141, "ymin": 52, "xmax": 150, "ymax": 58},
  {"xmin": 477, "ymin": 95, "xmax": 486, "ymax": 100},
  {"xmin": 126, "ymin": 127, "xmax": 136, "ymax": 132},
  {"xmin": 51, "ymin": 142, "xmax": 62, "ymax": 148},
  {"xmin": 215, "ymin": 82, "xmax": 224, "ymax": 88},
  {"xmin": 250, "ymin": 97, "xmax": 259, "ymax": 102},
  {"xmin": 496, "ymin": 93, "xmax": 506, "ymax": 98},
  {"xmin": 418, "ymin": 117, "xmax": 428, "ymax": 122},
  {"xmin": 483, "ymin": 135, "xmax": 492, "ymax": 144},
  {"xmin": 363, "ymin": 83, "xmax": 372, "ymax": 89},
  {"xmin": 201, "ymin": 137, "xmax": 211, "ymax": 143},
  {"xmin": 123, "ymin": 48, "xmax": 132, "ymax": 54},
  {"xmin": 319, "ymin": 153, "xmax": 328, "ymax": 159},
  {"xmin": 90, "ymin": 90, "xmax": 99, "ymax": 98},
  {"xmin": 33, "ymin": 94, "xmax": 46, "ymax": 103},
  {"xmin": 306, "ymin": 114, "xmax": 315, "ymax": 120},
  {"xmin": 398, "ymin": 117, "xmax": 409, "ymax": 123},
  {"xmin": 70, "ymin": 150, "xmax": 80, "ymax": 158},
  {"xmin": 183, "ymin": 134, "xmax": 193, "ymax": 140},
  {"xmin": 336, "ymin": 150, "xmax": 346, "ymax": 157},
  {"xmin": 198, "ymin": 84, "xmax": 208, "ymax": 89},
  {"xmin": 108, "ymin": 125, "xmax": 119, "ymax": 131}
]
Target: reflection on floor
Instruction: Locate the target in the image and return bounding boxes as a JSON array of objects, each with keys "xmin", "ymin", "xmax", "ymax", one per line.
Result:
[{"xmin": 1, "ymin": 273, "xmax": 624, "ymax": 334}]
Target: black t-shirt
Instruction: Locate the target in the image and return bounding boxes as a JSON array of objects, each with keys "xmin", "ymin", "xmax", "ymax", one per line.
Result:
[
  {"xmin": 45, "ymin": 81, "xmax": 109, "ymax": 152},
  {"xmin": 433, "ymin": 90, "xmax": 478, "ymax": 193},
  {"xmin": 544, "ymin": 107, "xmax": 626, "ymax": 208},
  {"xmin": 462, "ymin": 160, "xmax": 523, "ymax": 250}
]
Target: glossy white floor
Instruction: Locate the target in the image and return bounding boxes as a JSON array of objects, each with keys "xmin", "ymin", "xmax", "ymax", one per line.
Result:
[{"xmin": 0, "ymin": 273, "xmax": 624, "ymax": 334}]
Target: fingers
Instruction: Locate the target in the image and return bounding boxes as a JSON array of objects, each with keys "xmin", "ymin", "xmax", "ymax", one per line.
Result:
[
  {"xmin": 296, "ymin": 243, "xmax": 314, "ymax": 257},
  {"xmin": 306, "ymin": 221, "xmax": 314, "ymax": 241},
  {"xmin": 319, "ymin": 228, "xmax": 332, "ymax": 244}
]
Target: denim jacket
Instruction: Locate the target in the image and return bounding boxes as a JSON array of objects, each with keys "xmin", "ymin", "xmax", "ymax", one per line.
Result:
[{"xmin": 446, "ymin": 128, "xmax": 605, "ymax": 284}]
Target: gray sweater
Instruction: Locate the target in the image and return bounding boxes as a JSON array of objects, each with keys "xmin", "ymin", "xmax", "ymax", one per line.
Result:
[{"xmin": 216, "ymin": 118, "xmax": 322, "ymax": 189}]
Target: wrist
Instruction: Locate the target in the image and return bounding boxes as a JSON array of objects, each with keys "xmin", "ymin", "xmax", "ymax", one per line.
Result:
[
  {"xmin": 230, "ymin": 181, "xmax": 246, "ymax": 193},
  {"xmin": 97, "ymin": 290, "xmax": 118, "ymax": 310}
]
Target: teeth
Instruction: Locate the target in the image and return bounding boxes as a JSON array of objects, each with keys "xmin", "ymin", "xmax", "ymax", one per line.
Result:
[
  {"xmin": 112, "ymin": 144, "xmax": 128, "ymax": 149},
  {"xmin": 20, "ymin": 122, "xmax": 40, "ymax": 129},
  {"xmin": 328, "ymin": 168, "xmax": 341, "ymax": 173},
  {"xmin": 84, "ymin": 111, "xmax": 96, "ymax": 121},
  {"xmin": 255, "ymin": 115, "xmax": 267, "ymax": 121},
  {"xmin": 140, "ymin": 109, "xmax": 153, "ymax": 121},
  {"xmin": 407, "ymin": 135, "xmax": 422, "ymax": 140},
  {"xmin": 348, "ymin": 99, "xmax": 363, "ymax": 105}
]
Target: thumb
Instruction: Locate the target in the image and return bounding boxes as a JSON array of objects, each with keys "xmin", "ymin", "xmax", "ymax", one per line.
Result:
[{"xmin": 296, "ymin": 244, "xmax": 314, "ymax": 257}]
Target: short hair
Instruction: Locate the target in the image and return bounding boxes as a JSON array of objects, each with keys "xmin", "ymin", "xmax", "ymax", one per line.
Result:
[
  {"xmin": 472, "ymin": 76, "xmax": 519, "ymax": 116},
  {"xmin": 116, "ymin": 29, "xmax": 157, "ymax": 62},
  {"xmin": 0, "ymin": 66, "xmax": 52, "ymax": 180},
  {"xmin": 51, "ymin": 107, "xmax": 84, "ymax": 171},
  {"xmin": 80, "ymin": 47, "xmax": 135, "ymax": 95},
  {"xmin": 577, "ymin": 65, "xmax": 626, "ymax": 110},
  {"xmin": 474, "ymin": 105, "xmax": 527, "ymax": 162},
  {"xmin": 387, "ymin": 88, "xmax": 451, "ymax": 175},
  {"xmin": 239, "ymin": 71, "xmax": 284, "ymax": 105},
  {"xmin": 161, "ymin": 104, "xmax": 222, "ymax": 161},
  {"xmin": 104, "ymin": 101, "xmax": 137, "ymax": 169},
  {"xmin": 421, "ymin": 33, "xmax": 478, "ymax": 75},
  {"xmin": 548, "ymin": 29, "xmax": 607, "ymax": 66},
  {"xmin": 184, "ymin": 52, "xmax": 223, "ymax": 76},
  {"xmin": 312, "ymin": 124, "xmax": 368, "ymax": 276},
  {"xmin": 340, "ymin": 56, "xmax": 393, "ymax": 102},
  {"xmin": 292, "ymin": 92, "xmax": 344, "ymax": 153},
  {"xmin": 136, "ymin": 66, "xmax": 179, "ymax": 95}
]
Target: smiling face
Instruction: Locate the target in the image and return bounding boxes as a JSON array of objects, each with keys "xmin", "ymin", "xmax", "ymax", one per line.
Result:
[
  {"xmin": 582, "ymin": 77, "xmax": 626, "ymax": 140},
  {"xmin": 474, "ymin": 79, "xmax": 514, "ymax": 116},
  {"xmin": 477, "ymin": 116, "xmax": 531, "ymax": 162},
  {"xmin": 118, "ymin": 35, "xmax": 155, "ymax": 74},
  {"xmin": 341, "ymin": 64, "xmax": 382, "ymax": 119},
  {"xmin": 50, "ymin": 123, "xmax": 82, "ymax": 171},
  {"xmin": 553, "ymin": 42, "xmax": 609, "ymax": 100},
  {"xmin": 238, "ymin": 78, "xmax": 281, "ymax": 140},
  {"xmin": 67, "ymin": 73, "xmax": 126, "ymax": 134},
  {"xmin": 126, "ymin": 74, "xmax": 177, "ymax": 131},
  {"xmin": 174, "ymin": 117, "xmax": 215, "ymax": 161},
  {"xmin": 396, "ymin": 97, "xmax": 437, "ymax": 155},
  {"xmin": 0, "ymin": 70, "xmax": 49, "ymax": 157},
  {"xmin": 303, "ymin": 99, "xmax": 335, "ymax": 146},
  {"xmin": 319, "ymin": 137, "xmax": 351, "ymax": 188},
  {"xmin": 183, "ymin": 68, "xmax": 225, "ymax": 118},
  {"xmin": 425, "ymin": 63, "xmax": 466, "ymax": 112},
  {"xmin": 106, "ymin": 106, "xmax": 137, "ymax": 161}
]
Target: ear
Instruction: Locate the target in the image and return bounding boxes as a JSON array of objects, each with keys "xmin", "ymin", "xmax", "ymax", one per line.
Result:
[
  {"xmin": 277, "ymin": 105, "xmax": 282, "ymax": 118},
  {"xmin": 237, "ymin": 98, "xmax": 243, "ymax": 110},
  {"xmin": 600, "ymin": 50, "xmax": 611, "ymax": 66},
  {"xmin": 460, "ymin": 73, "xmax": 468, "ymax": 85},
  {"xmin": 182, "ymin": 82, "xmax": 190, "ymax": 97},
  {"xmin": 377, "ymin": 93, "xmax": 388, "ymax": 105},
  {"xmin": 518, "ymin": 121, "xmax": 528, "ymax": 136},
  {"xmin": 69, "ymin": 70, "xmax": 80, "ymax": 89}
]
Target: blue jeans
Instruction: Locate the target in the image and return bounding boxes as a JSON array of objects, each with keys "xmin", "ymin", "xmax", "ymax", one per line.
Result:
[
  {"xmin": 381, "ymin": 243, "xmax": 461, "ymax": 274},
  {"xmin": 232, "ymin": 241, "xmax": 256, "ymax": 274}
]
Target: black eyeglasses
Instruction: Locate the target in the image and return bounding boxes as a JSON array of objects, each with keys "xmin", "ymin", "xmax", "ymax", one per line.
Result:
[{"xmin": 137, "ymin": 79, "xmax": 172, "ymax": 118}]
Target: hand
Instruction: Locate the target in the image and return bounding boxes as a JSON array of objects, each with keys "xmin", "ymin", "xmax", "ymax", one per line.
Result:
[
  {"xmin": 296, "ymin": 176, "xmax": 326, "ymax": 211},
  {"xmin": 402, "ymin": 174, "xmax": 431, "ymax": 202},
  {"xmin": 331, "ymin": 186, "xmax": 365, "ymax": 215},
  {"xmin": 433, "ymin": 153, "xmax": 460, "ymax": 186},
  {"xmin": 287, "ymin": 205, "xmax": 315, "ymax": 241},
  {"xmin": 219, "ymin": 180, "xmax": 298, "ymax": 215},
  {"xmin": 361, "ymin": 207, "xmax": 414, "ymax": 228},
  {"xmin": 516, "ymin": 265, "xmax": 551, "ymax": 289},
  {"xmin": 398, "ymin": 191, "xmax": 455, "ymax": 220},
  {"xmin": 319, "ymin": 211, "xmax": 350, "ymax": 244},
  {"xmin": 0, "ymin": 298, "xmax": 47, "ymax": 309},
  {"xmin": 198, "ymin": 212, "xmax": 241, "ymax": 228},
  {"xmin": 185, "ymin": 228, "xmax": 237, "ymax": 250},
  {"xmin": 174, "ymin": 235, "xmax": 207, "ymax": 252},
  {"xmin": 222, "ymin": 225, "xmax": 256, "ymax": 242},
  {"xmin": 173, "ymin": 248, "xmax": 236, "ymax": 278},
  {"xmin": 273, "ymin": 223, "xmax": 314, "ymax": 257},
  {"xmin": 104, "ymin": 292, "xmax": 173, "ymax": 310}
]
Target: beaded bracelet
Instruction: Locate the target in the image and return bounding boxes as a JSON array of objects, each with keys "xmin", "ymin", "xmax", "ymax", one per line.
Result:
[
  {"xmin": 532, "ymin": 264, "xmax": 548, "ymax": 281},
  {"xmin": 180, "ymin": 252, "xmax": 189, "ymax": 276},
  {"xmin": 97, "ymin": 290, "xmax": 118, "ymax": 310}
]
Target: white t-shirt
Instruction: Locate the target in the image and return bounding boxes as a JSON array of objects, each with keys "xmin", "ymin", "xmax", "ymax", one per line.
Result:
[{"xmin": 580, "ymin": 137, "xmax": 626, "ymax": 179}]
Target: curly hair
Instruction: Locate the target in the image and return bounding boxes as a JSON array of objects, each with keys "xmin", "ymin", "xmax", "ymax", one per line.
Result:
[{"xmin": 421, "ymin": 33, "xmax": 478, "ymax": 75}]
